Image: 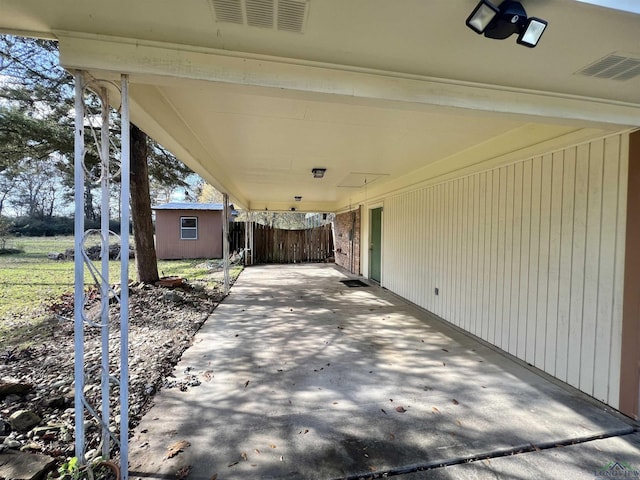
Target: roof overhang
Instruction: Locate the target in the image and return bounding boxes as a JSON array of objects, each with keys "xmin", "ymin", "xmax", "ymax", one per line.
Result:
[{"xmin": 2, "ymin": 0, "xmax": 639, "ymax": 211}]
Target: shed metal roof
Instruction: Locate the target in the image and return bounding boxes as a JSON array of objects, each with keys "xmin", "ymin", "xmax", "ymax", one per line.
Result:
[{"xmin": 152, "ymin": 202, "xmax": 225, "ymax": 211}]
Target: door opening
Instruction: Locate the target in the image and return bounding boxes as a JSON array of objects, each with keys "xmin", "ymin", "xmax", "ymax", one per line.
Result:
[{"xmin": 370, "ymin": 207, "xmax": 382, "ymax": 283}]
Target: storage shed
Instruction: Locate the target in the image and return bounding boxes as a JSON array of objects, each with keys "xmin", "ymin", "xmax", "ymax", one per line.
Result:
[{"xmin": 153, "ymin": 202, "xmax": 224, "ymax": 260}]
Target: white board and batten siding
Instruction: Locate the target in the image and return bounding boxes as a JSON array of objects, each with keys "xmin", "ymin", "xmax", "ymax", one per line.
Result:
[{"xmin": 382, "ymin": 134, "xmax": 628, "ymax": 409}]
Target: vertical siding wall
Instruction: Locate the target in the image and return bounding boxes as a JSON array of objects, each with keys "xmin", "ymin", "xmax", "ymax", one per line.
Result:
[{"xmin": 383, "ymin": 134, "xmax": 628, "ymax": 409}]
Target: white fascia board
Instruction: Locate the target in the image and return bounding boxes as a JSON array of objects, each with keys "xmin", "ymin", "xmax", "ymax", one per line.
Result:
[{"xmin": 56, "ymin": 32, "xmax": 640, "ymax": 128}]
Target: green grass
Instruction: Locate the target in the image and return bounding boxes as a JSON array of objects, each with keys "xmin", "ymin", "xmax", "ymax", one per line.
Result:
[{"xmin": 0, "ymin": 235, "xmax": 242, "ymax": 348}]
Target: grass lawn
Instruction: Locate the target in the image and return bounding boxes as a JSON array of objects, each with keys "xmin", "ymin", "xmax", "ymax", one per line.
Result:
[{"xmin": 0, "ymin": 235, "xmax": 242, "ymax": 348}]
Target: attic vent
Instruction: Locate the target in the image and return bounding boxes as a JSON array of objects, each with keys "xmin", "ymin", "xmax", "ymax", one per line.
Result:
[
  {"xmin": 246, "ymin": 0, "xmax": 274, "ymax": 28},
  {"xmin": 210, "ymin": 0, "xmax": 243, "ymax": 24},
  {"xmin": 210, "ymin": 0, "xmax": 308, "ymax": 33},
  {"xmin": 278, "ymin": 0, "xmax": 307, "ymax": 32},
  {"xmin": 576, "ymin": 53, "xmax": 640, "ymax": 81}
]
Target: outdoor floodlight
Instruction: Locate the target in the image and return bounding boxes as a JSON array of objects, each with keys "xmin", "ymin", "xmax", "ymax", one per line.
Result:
[
  {"xmin": 312, "ymin": 168, "xmax": 326, "ymax": 178},
  {"xmin": 466, "ymin": 0, "xmax": 548, "ymax": 48},
  {"xmin": 517, "ymin": 17, "xmax": 547, "ymax": 48},
  {"xmin": 465, "ymin": 0, "xmax": 500, "ymax": 34}
]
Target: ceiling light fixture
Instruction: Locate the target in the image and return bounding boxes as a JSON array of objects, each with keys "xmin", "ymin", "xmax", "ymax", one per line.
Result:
[
  {"xmin": 311, "ymin": 168, "xmax": 326, "ymax": 179},
  {"xmin": 294, "ymin": 196, "xmax": 302, "ymax": 201},
  {"xmin": 466, "ymin": 0, "xmax": 548, "ymax": 48}
]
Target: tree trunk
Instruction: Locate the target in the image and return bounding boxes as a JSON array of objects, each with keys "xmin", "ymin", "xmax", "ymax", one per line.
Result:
[{"xmin": 130, "ymin": 124, "xmax": 159, "ymax": 284}]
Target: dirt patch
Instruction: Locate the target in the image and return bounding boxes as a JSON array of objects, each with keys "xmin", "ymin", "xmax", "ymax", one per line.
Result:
[{"xmin": 0, "ymin": 278, "xmax": 233, "ymax": 471}]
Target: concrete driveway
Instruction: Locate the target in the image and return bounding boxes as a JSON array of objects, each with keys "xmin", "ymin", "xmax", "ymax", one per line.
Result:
[{"xmin": 128, "ymin": 264, "xmax": 639, "ymax": 480}]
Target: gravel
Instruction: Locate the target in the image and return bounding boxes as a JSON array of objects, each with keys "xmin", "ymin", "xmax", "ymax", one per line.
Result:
[{"xmin": 0, "ymin": 278, "xmax": 229, "ymax": 470}]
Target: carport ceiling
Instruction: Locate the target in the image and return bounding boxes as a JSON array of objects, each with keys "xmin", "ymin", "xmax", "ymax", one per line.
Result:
[{"xmin": 1, "ymin": 0, "xmax": 639, "ymax": 211}]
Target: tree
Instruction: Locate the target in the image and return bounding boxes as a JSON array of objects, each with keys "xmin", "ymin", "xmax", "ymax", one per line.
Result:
[
  {"xmin": 130, "ymin": 125, "xmax": 159, "ymax": 283},
  {"xmin": 1, "ymin": 34, "xmax": 196, "ymax": 283},
  {"xmin": 197, "ymin": 183, "xmax": 224, "ymax": 204}
]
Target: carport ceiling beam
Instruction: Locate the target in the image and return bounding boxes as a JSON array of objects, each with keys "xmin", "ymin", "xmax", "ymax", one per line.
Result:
[{"xmin": 56, "ymin": 32, "xmax": 640, "ymax": 127}]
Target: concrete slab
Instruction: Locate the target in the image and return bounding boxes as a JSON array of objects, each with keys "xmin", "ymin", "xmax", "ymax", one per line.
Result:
[
  {"xmin": 128, "ymin": 264, "xmax": 635, "ymax": 480},
  {"xmin": 399, "ymin": 432, "xmax": 640, "ymax": 479}
]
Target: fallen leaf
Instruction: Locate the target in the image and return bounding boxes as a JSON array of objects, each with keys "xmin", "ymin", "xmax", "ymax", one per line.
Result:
[
  {"xmin": 176, "ymin": 465, "xmax": 191, "ymax": 479},
  {"xmin": 244, "ymin": 380, "xmax": 250, "ymax": 388},
  {"xmin": 395, "ymin": 406, "xmax": 406, "ymax": 413},
  {"xmin": 254, "ymin": 449, "xmax": 261, "ymax": 454},
  {"xmin": 381, "ymin": 409, "xmax": 387, "ymax": 415},
  {"xmin": 389, "ymin": 433, "xmax": 396, "ymax": 440},
  {"xmin": 452, "ymin": 399, "xmax": 459, "ymax": 405},
  {"xmin": 456, "ymin": 420, "xmax": 462, "ymax": 427},
  {"xmin": 442, "ymin": 348, "xmax": 449, "ymax": 352},
  {"xmin": 270, "ymin": 444, "xmax": 277, "ymax": 449},
  {"xmin": 228, "ymin": 461, "xmax": 239, "ymax": 467},
  {"xmin": 432, "ymin": 407, "xmax": 441, "ymax": 413},
  {"xmin": 165, "ymin": 440, "xmax": 191, "ymax": 459},
  {"xmin": 241, "ymin": 452, "xmax": 248, "ymax": 461}
]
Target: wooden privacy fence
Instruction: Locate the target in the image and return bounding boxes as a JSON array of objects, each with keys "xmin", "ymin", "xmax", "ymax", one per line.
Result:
[{"xmin": 252, "ymin": 223, "xmax": 334, "ymax": 264}]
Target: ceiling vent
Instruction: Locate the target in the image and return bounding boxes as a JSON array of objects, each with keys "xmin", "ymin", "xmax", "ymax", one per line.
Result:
[
  {"xmin": 576, "ymin": 53, "xmax": 640, "ymax": 81},
  {"xmin": 210, "ymin": 0, "xmax": 308, "ymax": 33}
]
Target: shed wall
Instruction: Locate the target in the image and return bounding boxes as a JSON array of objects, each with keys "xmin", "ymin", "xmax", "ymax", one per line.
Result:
[
  {"xmin": 382, "ymin": 134, "xmax": 628, "ymax": 409},
  {"xmin": 155, "ymin": 209, "xmax": 223, "ymax": 259}
]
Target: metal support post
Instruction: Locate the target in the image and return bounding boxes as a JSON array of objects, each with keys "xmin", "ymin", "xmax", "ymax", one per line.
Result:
[
  {"xmin": 72, "ymin": 72, "xmax": 130, "ymax": 477},
  {"xmin": 119, "ymin": 74, "xmax": 131, "ymax": 480},
  {"xmin": 223, "ymin": 193, "xmax": 230, "ymax": 295},
  {"xmin": 73, "ymin": 70, "xmax": 86, "ymax": 464},
  {"xmin": 249, "ymin": 211, "xmax": 254, "ymax": 265},
  {"xmin": 99, "ymin": 87, "xmax": 111, "ymax": 460}
]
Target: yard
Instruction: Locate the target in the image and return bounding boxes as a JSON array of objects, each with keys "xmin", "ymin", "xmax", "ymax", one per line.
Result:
[
  {"xmin": 0, "ymin": 235, "xmax": 241, "ymax": 350},
  {"xmin": 0, "ymin": 235, "xmax": 243, "ymax": 474}
]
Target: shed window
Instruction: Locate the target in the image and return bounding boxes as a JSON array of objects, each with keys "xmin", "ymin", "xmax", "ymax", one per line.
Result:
[{"xmin": 180, "ymin": 216, "xmax": 198, "ymax": 240}]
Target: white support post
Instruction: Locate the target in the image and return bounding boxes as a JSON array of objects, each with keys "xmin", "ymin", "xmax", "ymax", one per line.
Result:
[
  {"xmin": 244, "ymin": 212, "xmax": 249, "ymax": 267},
  {"xmin": 249, "ymin": 211, "xmax": 254, "ymax": 265},
  {"xmin": 223, "ymin": 193, "xmax": 230, "ymax": 295},
  {"xmin": 73, "ymin": 70, "xmax": 86, "ymax": 464},
  {"xmin": 73, "ymin": 71, "xmax": 131, "ymax": 475},
  {"xmin": 120, "ymin": 74, "xmax": 131, "ymax": 480},
  {"xmin": 99, "ymin": 87, "xmax": 111, "ymax": 460}
]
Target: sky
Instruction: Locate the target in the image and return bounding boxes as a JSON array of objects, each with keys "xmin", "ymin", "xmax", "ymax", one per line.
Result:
[{"xmin": 575, "ymin": 0, "xmax": 640, "ymax": 14}]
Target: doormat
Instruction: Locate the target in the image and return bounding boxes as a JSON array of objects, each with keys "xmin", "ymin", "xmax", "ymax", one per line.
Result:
[{"xmin": 340, "ymin": 279, "xmax": 369, "ymax": 288}]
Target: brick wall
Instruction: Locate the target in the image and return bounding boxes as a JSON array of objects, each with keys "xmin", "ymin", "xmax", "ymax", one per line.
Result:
[{"xmin": 334, "ymin": 208, "xmax": 360, "ymax": 274}]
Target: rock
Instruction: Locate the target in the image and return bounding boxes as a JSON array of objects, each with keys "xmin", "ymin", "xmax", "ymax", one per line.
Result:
[
  {"xmin": 0, "ymin": 450, "xmax": 56, "ymax": 480},
  {"xmin": 3, "ymin": 438, "xmax": 22, "ymax": 448},
  {"xmin": 0, "ymin": 383, "xmax": 34, "ymax": 399},
  {"xmin": 43, "ymin": 396, "xmax": 67, "ymax": 409},
  {"xmin": 8, "ymin": 411, "xmax": 41, "ymax": 432},
  {"xmin": 163, "ymin": 291, "xmax": 184, "ymax": 303}
]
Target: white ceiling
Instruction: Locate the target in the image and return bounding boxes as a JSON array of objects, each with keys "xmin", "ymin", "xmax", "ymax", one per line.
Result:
[{"xmin": 1, "ymin": 0, "xmax": 639, "ymax": 211}]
